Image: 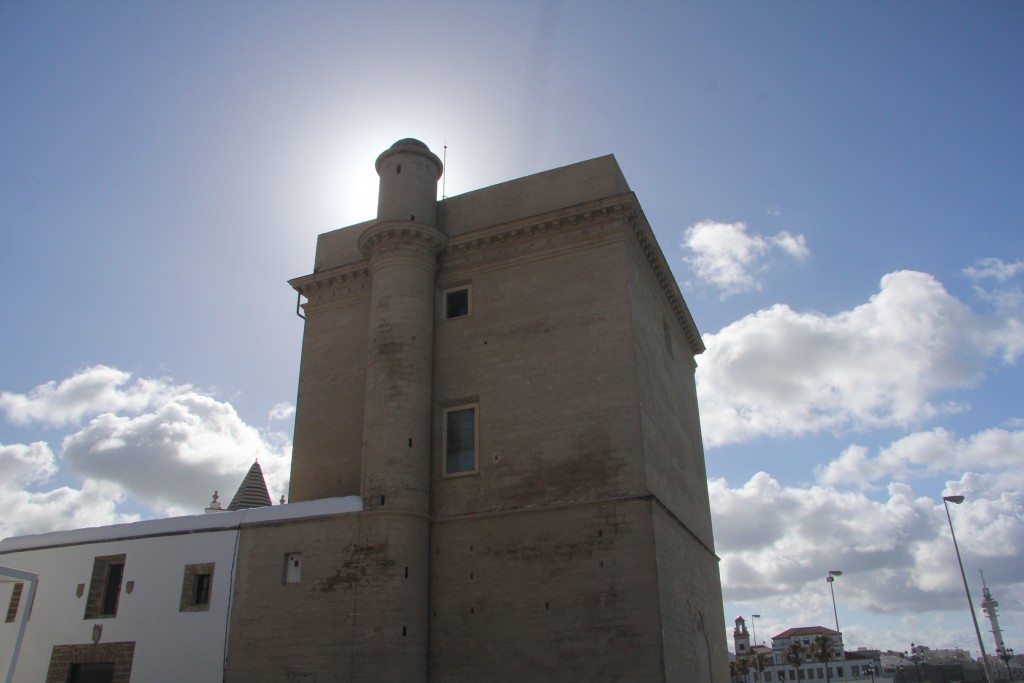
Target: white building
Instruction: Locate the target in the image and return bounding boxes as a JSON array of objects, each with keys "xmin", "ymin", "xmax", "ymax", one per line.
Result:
[
  {"xmin": 732, "ymin": 618, "xmax": 891, "ymax": 682},
  {"xmin": 0, "ymin": 496, "xmax": 360, "ymax": 682}
]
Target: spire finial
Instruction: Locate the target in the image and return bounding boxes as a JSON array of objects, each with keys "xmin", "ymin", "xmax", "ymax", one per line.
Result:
[{"xmin": 205, "ymin": 489, "xmax": 226, "ymax": 513}]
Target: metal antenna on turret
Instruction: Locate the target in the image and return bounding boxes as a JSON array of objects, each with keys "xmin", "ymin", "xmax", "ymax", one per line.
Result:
[{"xmin": 442, "ymin": 141, "xmax": 448, "ymax": 200}]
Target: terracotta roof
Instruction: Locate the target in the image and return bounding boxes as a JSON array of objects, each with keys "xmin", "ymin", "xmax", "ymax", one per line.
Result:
[
  {"xmin": 772, "ymin": 626, "xmax": 840, "ymax": 640},
  {"xmin": 227, "ymin": 461, "xmax": 273, "ymax": 511}
]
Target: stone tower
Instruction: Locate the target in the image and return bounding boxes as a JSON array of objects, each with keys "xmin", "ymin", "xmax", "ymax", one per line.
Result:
[
  {"xmin": 0, "ymin": 140, "xmax": 729, "ymax": 683},
  {"xmin": 287, "ymin": 139, "xmax": 445, "ymax": 506},
  {"xmin": 358, "ymin": 139, "xmax": 446, "ymax": 517},
  {"xmin": 268, "ymin": 139, "xmax": 729, "ymax": 682},
  {"xmin": 734, "ymin": 616, "xmax": 752, "ymax": 658}
]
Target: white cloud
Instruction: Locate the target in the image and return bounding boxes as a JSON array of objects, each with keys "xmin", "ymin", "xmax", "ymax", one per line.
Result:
[
  {"xmin": 963, "ymin": 257, "xmax": 1024, "ymax": 282},
  {"xmin": 0, "ymin": 365, "xmax": 187, "ymax": 427},
  {"xmin": 817, "ymin": 427, "xmax": 1024, "ymax": 487},
  {"xmin": 1, "ymin": 437, "xmax": 139, "ymax": 538},
  {"xmin": 60, "ymin": 391, "xmax": 291, "ymax": 517},
  {"xmin": 772, "ymin": 231, "xmax": 809, "ymax": 260},
  {"xmin": 0, "ymin": 480, "xmax": 138, "ymax": 540},
  {"xmin": 681, "ymin": 221, "xmax": 809, "ymax": 296},
  {"xmin": 697, "ymin": 270, "xmax": 1024, "ymax": 446},
  {"xmin": 711, "ymin": 475, "xmax": 931, "ymax": 600},
  {"xmin": 0, "ymin": 367, "xmax": 293, "ymax": 537},
  {"xmin": 712, "ymin": 468, "xmax": 1024, "ymax": 633},
  {"xmin": 269, "ymin": 402, "xmax": 296, "ymax": 420},
  {"xmin": 0, "ymin": 441, "xmax": 57, "ymax": 484}
]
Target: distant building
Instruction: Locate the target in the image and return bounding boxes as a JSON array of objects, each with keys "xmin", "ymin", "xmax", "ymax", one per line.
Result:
[
  {"xmin": 728, "ymin": 617, "xmax": 997, "ymax": 683},
  {"xmin": 879, "ymin": 644, "xmax": 989, "ymax": 682},
  {"xmin": 732, "ymin": 617, "xmax": 887, "ymax": 682},
  {"xmin": 1, "ymin": 139, "xmax": 728, "ymax": 681}
]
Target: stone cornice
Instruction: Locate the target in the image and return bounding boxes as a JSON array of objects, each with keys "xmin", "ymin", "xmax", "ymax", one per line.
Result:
[
  {"xmin": 441, "ymin": 193, "xmax": 705, "ymax": 356},
  {"xmin": 290, "ymin": 195, "xmax": 704, "ymax": 355},
  {"xmin": 357, "ymin": 221, "xmax": 448, "ymax": 261},
  {"xmin": 621, "ymin": 198, "xmax": 705, "ymax": 355},
  {"xmin": 443, "ymin": 196, "xmax": 632, "ymax": 255},
  {"xmin": 289, "ymin": 261, "xmax": 370, "ymax": 298}
]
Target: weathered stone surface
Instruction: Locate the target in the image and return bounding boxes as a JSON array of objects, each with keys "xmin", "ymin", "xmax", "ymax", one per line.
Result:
[{"xmin": 242, "ymin": 140, "xmax": 728, "ymax": 682}]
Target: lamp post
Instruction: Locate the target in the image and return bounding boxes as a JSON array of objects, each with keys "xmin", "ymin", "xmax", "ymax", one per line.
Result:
[
  {"xmin": 942, "ymin": 495, "xmax": 995, "ymax": 683},
  {"xmin": 827, "ymin": 570, "xmax": 848, "ymax": 683},
  {"xmin": 751, "ymin": 614, "xmax": 762, "ymax": 682}
]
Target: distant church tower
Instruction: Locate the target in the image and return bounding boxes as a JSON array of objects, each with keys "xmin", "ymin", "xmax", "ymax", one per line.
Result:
[{"xmin": 734, "ymin": 616, "xmax": 752, "ymax": 657}]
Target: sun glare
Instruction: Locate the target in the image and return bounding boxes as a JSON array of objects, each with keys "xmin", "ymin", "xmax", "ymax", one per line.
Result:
[{"xmin": 308, "ymin": 118, "xmax": 455, "ymax": 230}]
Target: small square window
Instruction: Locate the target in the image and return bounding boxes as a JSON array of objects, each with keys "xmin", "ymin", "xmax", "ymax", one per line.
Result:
[
  {"xmin": 443, "ymin": 405, "xmax": 478, "ymax": 475},
  {"xmin": 444, "ymin": 287, "xmax": 470, "ymax": 319},
  {"xmin": 284, "ymin": 553, "xmax": 302, "ymax": 584},
  {"xmin": 180, "ymin": 563, "xmax": 215, "ymax": 612}
]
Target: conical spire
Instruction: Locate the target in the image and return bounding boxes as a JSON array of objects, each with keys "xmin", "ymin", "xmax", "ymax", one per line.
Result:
[{"xmin": 227, "ymin": 460, "xmax": 273, "ymax": 511}]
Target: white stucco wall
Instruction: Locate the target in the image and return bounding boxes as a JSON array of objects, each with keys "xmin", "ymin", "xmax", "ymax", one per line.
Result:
[
  {"xmin": 1, "ymin": 527, "xmax": 238, "ymax": 682},
  {"xmin": 0, "ymin": 497, "xmax": 362, "ymax": 682}
]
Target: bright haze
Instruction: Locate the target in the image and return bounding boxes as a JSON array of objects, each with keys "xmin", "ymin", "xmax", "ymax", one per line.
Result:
[{"xmin": 1, "ymin": 0, "xmax": 1020, "ymax": 656}]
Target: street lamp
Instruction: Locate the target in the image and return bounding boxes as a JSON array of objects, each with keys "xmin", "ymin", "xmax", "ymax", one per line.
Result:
[
  {"xmin": 942, "ymin": 495, "xmax": 995, "ymax": 683},
  {"xmin": 751, "ymin": 614, "xmax": 762, "ymax": 682},
  {"xmin": 827, "ymin": 570, "xmax": 848, "ymax": 683},
  {"xmin": 863, "ymin": 664, "xmax": 875, "ymax": 683}
]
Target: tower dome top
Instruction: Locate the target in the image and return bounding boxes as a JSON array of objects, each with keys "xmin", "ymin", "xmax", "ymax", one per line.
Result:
[
  {"xmin": 390, "ymin": 138, "xmax": 429, "ymax": 151},
  {"xmin": 375, "ymin": 138, "xmax": 443, "ymax": 178}
]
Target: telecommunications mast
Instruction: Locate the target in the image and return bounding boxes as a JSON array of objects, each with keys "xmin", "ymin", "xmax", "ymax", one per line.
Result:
[{"xmin": 979, "ymin": 571, "xmax": 1007, "ymax": 656}]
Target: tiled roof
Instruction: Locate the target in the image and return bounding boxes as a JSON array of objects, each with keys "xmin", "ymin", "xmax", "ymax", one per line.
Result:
[
  {"xmin": 772, "ymin": 626, "xmax": 840, "ymax": 640},
  {"xmin": 227, "ymin": 461, "xmax": 273, "ymax": 511}
]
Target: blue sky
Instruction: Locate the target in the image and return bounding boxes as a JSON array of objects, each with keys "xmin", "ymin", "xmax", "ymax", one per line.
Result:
[{"xmin": 1, "ymin": 0, "xmax": 1021, "ymax": 657}]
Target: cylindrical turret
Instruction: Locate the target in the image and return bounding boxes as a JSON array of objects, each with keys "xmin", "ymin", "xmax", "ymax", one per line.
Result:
[
  {"xmin": 359, "ymin": 139, "xmax": 446, "ymax": 517},
  {"xmin": 375, "ymin": 138, "xmax": 444, "ymax": 226},
  {"xmin": 354, "ymin": 140, "xmax": 445, "ymax": 681}
]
